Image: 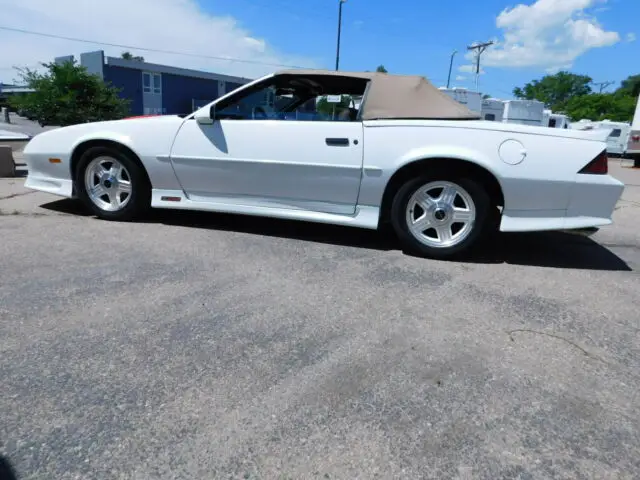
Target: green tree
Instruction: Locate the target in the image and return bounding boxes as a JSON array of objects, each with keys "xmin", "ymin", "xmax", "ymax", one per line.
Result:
[
  {"xmin": 316, "ymin": 95, "xmax": 353, "ymax": 119},
  {"xmin": 10, "ymin": 60, "xmax": 130, "ymax": 126},
  {"xmin": 616, "ymin": 74, "xmax": 640, "ymax": 99},
  {"xmin": 563, "ymin": 92, "xmax": 637, "ymax": 122},
  {"xmin": 513, "ymin": 71, "xmax": 593, "ymax": 111},
  {"xmin": 376, "ymin": 65, "xmax": 388, "ymax": 73},
  {"xmin": 121, "ymin": 51, "xmax": 145, "ymax": 62}
]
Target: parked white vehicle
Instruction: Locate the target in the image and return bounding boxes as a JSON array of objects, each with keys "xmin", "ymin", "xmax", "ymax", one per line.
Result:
[
  {"xmin": 503, "ymin": 99, "xmax": 545, "ymax": 126},
  {"xmin": 600, "ymin": 120, "xmax": 631, "ymax": 157},
  {"xmin": 627, "ymin": 94, "xmax": 640, "ymax": 165},
  {"xmin": 543, "ymin": 110, "xmax": 570, "ymax": 129},
  {"xmin": 481, "ymin": 98, "xmax": 504, "ymax": 122},
  {"xmin": 570, "ymin": 119, "xmax": 596, "ymax": 129},
  {"xmin": 22, "ymin": 69, "xmax": 624, "ymax": 258},
  {"xmin": 571, "ymin": 119, "xmax": 630, "ymax": 157},
  {"xmin": 438, "ymin": 87, "xmax": 482, "ymax": 115}
]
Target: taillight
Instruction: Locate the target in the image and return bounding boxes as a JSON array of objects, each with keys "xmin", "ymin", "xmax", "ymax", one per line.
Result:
[
  {"xmin": 578, "ymin": 150, "xmax": 608, "ymax": 175},
  {"xmin": 632, "ymin": 135, "xmax": 640, "ymax": 143}
]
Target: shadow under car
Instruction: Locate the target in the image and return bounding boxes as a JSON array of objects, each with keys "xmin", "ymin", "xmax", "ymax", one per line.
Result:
[{"xmin": 40, "ymin": 198, "xmax": 632, "ymax": 272}]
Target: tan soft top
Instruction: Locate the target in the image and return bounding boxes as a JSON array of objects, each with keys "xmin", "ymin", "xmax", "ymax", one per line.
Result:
[{"xmin": 275, "ymin": 69, "xmax": 480, "ymax": 121}]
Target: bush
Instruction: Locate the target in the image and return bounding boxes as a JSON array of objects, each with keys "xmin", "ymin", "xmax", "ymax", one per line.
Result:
[{"xmin": 10, "ymin": 60, "xmax": 130, "ymax": 126}]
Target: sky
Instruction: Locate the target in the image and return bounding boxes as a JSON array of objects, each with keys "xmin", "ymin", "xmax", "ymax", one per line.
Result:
[{"xmin": 0, "ymin": 0, "xmax": 638, "ymax": 100}]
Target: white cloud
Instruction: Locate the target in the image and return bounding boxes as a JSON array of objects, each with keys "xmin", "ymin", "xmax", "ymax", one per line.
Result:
[
  {"xmin": 0, "ymin": 0, "xmax": 319, "ymax": 83},
  {"xmin": 455, "ymin": 75, "xmax": 466, "ymax": 81},
  {"xmin": 472, "ymin": 0, "xmax": 620, "ymax": 71},
  {"xmin": 458, "ymin": 65, "xmax": 485, "ymax": 75},
  {"xmin": 627, "ymin": 33, "xmax": 637, "ymax": 42}
]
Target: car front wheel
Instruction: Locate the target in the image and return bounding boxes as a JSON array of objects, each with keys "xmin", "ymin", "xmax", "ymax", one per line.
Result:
[
  {"xmin": 391, "ymin": 176, "xmax": 491, "ymax": 259},
  {"xmin": 75, "ymin": 146, "xmax": 150, "ymax": 221}
]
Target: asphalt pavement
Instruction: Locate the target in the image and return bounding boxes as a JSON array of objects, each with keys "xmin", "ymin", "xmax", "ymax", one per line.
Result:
[{"xmin": 1, "ymin": 162, "xmax": 640, "ymax": 479}]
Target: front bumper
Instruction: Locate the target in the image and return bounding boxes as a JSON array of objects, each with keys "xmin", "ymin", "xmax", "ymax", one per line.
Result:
[{"xmin": 24, "ymin": 174, "xmax": 74, "ymax": 198}]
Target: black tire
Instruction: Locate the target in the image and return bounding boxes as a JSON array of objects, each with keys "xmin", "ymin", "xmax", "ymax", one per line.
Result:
[
  {"xmin": 390, "ymin": 175, "xmax": 492, "ymax": 259},
  {"xmin": 75, "ymin": 146, "xmax": 150, "ymax": 221}
]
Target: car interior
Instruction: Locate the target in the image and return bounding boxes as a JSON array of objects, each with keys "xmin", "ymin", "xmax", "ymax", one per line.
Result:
[{"xmin": 214, "ymin": 74, "xmax": 369, "ymax": 122}]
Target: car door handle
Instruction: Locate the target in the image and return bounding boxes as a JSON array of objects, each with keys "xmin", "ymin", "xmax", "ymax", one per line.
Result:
[{"xmin": 325, "ymin": 138, "xmax": 350, "ymax": 147}]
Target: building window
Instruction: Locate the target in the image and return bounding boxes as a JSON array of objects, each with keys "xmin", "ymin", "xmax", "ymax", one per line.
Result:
[
  {"xmin": 152, "ymin": 73, "xmax": 162, "ymax": 95},
  {"xmin": 142, "ymin": 72, "xmax": 161, "ymax": 95},
  {"xmin": 549, "ymin": 118, "xmax": 557, "ymax": 128},
  {"xmin": 142, "ymin": 72, "xmax": 151, "ymax": 93},
  {"xmin": 484, "ymin": 113, "xmax": 496, "ymax": 121}
]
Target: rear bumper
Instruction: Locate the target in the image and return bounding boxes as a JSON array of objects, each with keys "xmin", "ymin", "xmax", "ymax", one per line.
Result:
[
  {"xmin": 500, "ymin": 174, "xmax": 624, "ymax": 232},
  {"xmin": 566, "ymin": 173, "xmax": 624, "ymax": 220}
]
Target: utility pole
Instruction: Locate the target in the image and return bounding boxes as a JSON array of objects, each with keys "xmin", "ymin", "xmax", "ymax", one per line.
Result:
[
  {"xmin": 467, "ymin": 41, "xmax": 493, "ymax": 92},
  {"xmin": 592, "ymin": 81, "xmax": 615, "ymax": 93},
  {"xmin": 446, "ymin": 50, "xmax": 457, "ymax": 89},
  {"xmin": 335, "ymin": 0, "xmax": 347, "ymax": 71}
]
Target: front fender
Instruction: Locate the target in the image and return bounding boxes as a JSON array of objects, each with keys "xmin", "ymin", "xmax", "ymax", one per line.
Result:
[
  {"xmin": 25, "ymin": 116, "xmax": 186, "ymax": 191},
  {"xmin": 70, "ymin": 131, "xmax": 140, "ymax": 157}
]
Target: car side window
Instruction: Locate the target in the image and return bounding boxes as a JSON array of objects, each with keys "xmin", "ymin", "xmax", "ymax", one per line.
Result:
[
  {"xmin": 609, "ymin": 129, "xmax": 622, "ymax": 138},
  {"xmin": 215, "ymin": 76, "xmax": 368, "ymax": 122}
]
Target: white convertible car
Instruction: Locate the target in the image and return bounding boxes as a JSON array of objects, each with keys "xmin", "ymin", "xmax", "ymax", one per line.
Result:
[{"xmin": 23, "ymin": 69, "xmax": 624, "ymax": 258}]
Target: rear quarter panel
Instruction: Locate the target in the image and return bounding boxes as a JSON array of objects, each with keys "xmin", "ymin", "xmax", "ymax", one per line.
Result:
[{"xmin": 359, "ymin": 120, "xmax": 607, "ymax": 216}]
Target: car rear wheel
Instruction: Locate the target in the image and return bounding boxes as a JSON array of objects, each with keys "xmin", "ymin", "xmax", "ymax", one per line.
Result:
[
  {"xmin": 75, "ymin": 146, "xmax": 150, "ymax": 221},
  {"xmin": 391, "ymin": 176, "xmax": 491, "ymax": 259}
]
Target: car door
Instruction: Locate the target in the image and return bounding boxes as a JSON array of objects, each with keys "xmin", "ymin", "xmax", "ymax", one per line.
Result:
[{"xmin": 169, "ymin": 79, "xmax": 366, "ymax": 216}]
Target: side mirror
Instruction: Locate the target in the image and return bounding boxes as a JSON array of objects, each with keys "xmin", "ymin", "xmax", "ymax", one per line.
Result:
[{"xmin": 194, "ymin": 106, "xmax": 214, "ymax": 125}]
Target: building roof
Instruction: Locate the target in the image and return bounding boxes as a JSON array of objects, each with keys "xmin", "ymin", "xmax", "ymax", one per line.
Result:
[
  {"xmin": 0, "ymin": 84, "xmax": 34, "ymax": 94},
  {"xmin": 105, "ymin": 55, "xmax": 252, "ymax": 84},
  {"xmin": 275, "ymin": 69, "xmax": 480, "ymax": 120}
]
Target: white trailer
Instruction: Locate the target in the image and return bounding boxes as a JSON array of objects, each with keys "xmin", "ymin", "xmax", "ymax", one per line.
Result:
[
  {"xmin": 481, "ymin": 98, "xmax": 504, "ymax": 122},
  {"xmin": 502, "ymin": 99, "xmax": 545, "ymax": 126},
  {"xmin": 542, "ymin": 109, "xmax": 570, "ymax": 129},
  {"xmin": 438, "ymin": 87, "xmax": 482, "ymax": 115},
  {"xmin": 570, "ymin": 119, "xmax": 630, "ymax": 156},
  {"xmin": 627, "ymin": 94, "xmax": 640, "ymax": 166},
  {"xmin": 599, "ymin": 120, "xmax": 631, "ymax": 157},
  {"xmin": 570, "ymin": 119, "xmax": 596, "ymax": 130}
]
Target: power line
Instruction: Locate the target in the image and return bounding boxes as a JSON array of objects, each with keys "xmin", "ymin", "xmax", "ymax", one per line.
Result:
[
  {"xmin": 0, "ymin": 25, "xmax": 311, "ymax": 70},
  {"xmin": 466, "ymin": 41, "xmax": 493, "ymax": 92},
  {"xmin": 592, "ymin": 81, "xmax": 615, "ymax": 93}
]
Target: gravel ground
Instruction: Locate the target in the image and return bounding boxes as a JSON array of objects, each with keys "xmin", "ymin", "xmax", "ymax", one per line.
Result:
[{"xmin": 1, "ymin": 162, "xmax": 639, "ymax": 479}]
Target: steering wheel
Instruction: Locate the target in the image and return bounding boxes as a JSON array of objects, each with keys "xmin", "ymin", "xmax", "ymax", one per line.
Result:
[{"xmin": 253, "ymin": 106, "xmax": 268, "ymax": 119}]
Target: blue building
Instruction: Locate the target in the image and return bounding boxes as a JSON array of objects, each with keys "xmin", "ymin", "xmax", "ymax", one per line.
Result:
[{"xmin": 55, "ymin": 50, "xmax": 251, "ymax": 116}]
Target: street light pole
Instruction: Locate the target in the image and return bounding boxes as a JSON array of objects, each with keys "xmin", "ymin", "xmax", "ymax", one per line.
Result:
[
  {"xmin": 446, "ymin": 50, "xmax": 457, "ymax": 89},
  {"xmin": 335, "ymin": 0, "xmax": 347, "ymax": 71}
]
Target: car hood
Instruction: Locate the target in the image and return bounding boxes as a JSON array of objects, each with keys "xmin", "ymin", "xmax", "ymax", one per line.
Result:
[{"xmin": 23, "ymin": 114, "xmax": 186, "ymax": 154}]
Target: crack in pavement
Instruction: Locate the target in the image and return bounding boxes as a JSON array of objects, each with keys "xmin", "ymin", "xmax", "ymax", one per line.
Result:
[
  {"xmin": 507, "ymin": 329, "xmax": 610, "ymax": 365},
  {"xmin": 0, "ymin": 190, "xmax": 38, "ymax": 201},
  {"xmin": 0, "ymin": 209, "xmax": 73, "ymax": 218}
]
